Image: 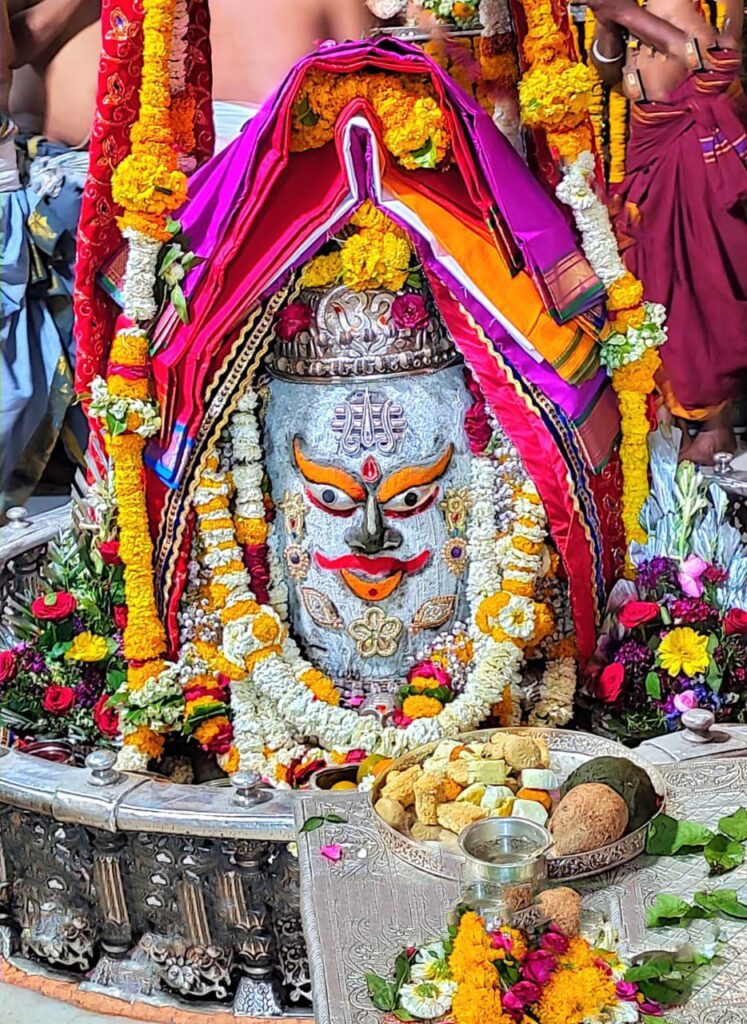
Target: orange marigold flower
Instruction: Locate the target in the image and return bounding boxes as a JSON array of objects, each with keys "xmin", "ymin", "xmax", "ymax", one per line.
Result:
[{"xmin": 124, "ymin": 725, "xmax": 165, "ymax": 760}]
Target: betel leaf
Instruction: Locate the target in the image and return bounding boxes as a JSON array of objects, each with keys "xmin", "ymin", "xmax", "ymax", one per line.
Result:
[
  {"xmin": 365, "ymin": 972, "xmax": 396, "ymax": 1012},
  {"xmin": 639, "ymin": 976, "xmax": 693, "ymax": 1007},
  {"xmin": 411, "ymin": 137, "xmax": 437, "ymax": 169},
  {"xmin": 718, "ymin": 807, "xmax": 747, "ymax": 842},
  {"xmin": 646, "ymin": 814, "xmax": 714, "ymax": 856},
  {"xmin": 625, "ymin": 954, "xmax": 675, "ymax": 983},
  {"xmin": 705, "ymin": 833, "xmax": 744, "ymax": 876},
  {"xmin": 300, "ymin": 816, "xmax": 325, "ymax": 833},
  {"xmin": 645, "ymin": 671, "xmax": 662, "ymax": 699},
  {"xmin": 694, "ymin": 888, "xmax": 747, "ymax": 918},
  {"xmin": 645, "ymin": 893, "xmax": 694, "ymax": 928},
  {"xmin": 324, "ymin": 813, "xmax": 348, "ymax": 824},
  {"xmin": 105, "ymin": 411, "xmax": 127, "ymax": 437}
]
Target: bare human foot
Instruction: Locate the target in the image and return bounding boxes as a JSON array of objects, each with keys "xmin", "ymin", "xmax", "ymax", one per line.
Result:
[{"xmin": 679, "ymin": 409, "xmax": 736, "ymax": 466}]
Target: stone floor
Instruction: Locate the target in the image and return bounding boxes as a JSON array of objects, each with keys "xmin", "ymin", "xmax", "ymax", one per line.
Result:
[{"xmin": 0, "ymin": 983, "xmax": 147, "ymax": 1023}]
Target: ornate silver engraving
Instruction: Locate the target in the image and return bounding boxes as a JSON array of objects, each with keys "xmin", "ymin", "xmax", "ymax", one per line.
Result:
[{"xmin": 331, "ymin": 388, "xmax": 407, "ymax": 456}]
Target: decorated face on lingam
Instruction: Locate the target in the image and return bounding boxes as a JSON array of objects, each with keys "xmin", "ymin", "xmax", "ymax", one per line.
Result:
[{"xmin": 262, "ymin": 284, "xmax": 473, "ymax": 692}]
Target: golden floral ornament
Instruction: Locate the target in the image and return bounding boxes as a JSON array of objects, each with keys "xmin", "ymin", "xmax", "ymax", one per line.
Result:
[
  {"xmin": 348, "ymin": 607, "xmax": 404, "ymax": 658},
  {"xmin": 440, "ymin": 487, "xmax": 471, "ymax": 532},
  {"xmin": 284, "ymin": 545, "xmax": 310, "ymax": 581}
]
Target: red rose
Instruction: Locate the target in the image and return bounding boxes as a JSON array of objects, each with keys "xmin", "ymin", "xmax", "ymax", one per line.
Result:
[
  {"xmin": 618, "ymin": 601, "xmax": 660, "ymax": 630},
  {"xmin": 596, "ymin": 662, "xmax": 626, "ymax": 703},
  {"xmin": 464, "ymin": 401, "xmax": 493, "ymax": 455},
  {"xmin": 725, "ymin": 609, "xmax": 747, "ymax": 635},
  {"xmin": 244, "ymin": 543, "xmax": 270, "ymax": 604},
  {"xmin": 31, "ymin": 592, "xmax": 77, "ymax": 621},
  {"xmin": 42, "ymin": 684, "xmax": 76, "ymax": 715},
  {"xmin": 0, "ymin": 650, "xmax": 16, "ymax": 683},
  {"xmin": 113, "ymin": 605, "xmax": 128, "ymax": 631},
  {"xmin": 92, "ymin": 694, "xmax": 120, "ymax": 738},
  {"xmin": 99, "ymin": 540, "xmax": 122, "ymax": 566},
  {"xmin": 391, "ymin": 292, "xmax": 429, "ymax": 331},
  {"xmin": 276, "ymin": 302, "xmax": 312, "ymax": 342}
]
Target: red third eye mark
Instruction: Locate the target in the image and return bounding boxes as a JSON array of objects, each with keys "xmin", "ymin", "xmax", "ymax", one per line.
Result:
[{"xmin": 361, "ymin": 455, "xmax": 382, "ymax": 484}]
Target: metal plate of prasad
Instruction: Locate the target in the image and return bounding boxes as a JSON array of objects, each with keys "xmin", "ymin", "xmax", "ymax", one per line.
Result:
[{"xmin": 370, "ymin": 727, "xmax": 666, "ymax": 881}]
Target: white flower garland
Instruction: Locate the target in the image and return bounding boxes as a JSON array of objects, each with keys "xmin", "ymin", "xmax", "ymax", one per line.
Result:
[
  {"xmin": 555, "ymin": 152, "xmax": 667, "ymax": 370},
  {"xmin": 121, "ymin": 227, "xmax": 162, "ymax": 322},
  {"xmin": 201, "ymin": 388, "xmax": 569, "ymax": 779},
  {"xmin": 88, "ymin": 375, "xmax": 162, "ymax": 438}
]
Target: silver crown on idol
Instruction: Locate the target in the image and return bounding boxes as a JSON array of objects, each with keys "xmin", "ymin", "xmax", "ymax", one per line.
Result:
[{"xmin": 266, "ymin": 284, "xmax": 458, "ymax": 383}]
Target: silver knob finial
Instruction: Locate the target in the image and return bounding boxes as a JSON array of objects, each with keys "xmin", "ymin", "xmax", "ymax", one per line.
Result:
[
  {"xmin": 713, "ymin": 452, "xmax": 734, "ymax": 477},
  {"xmin": 681, "ymin": 708, "xmax": 715, "ymax": 743},
  {"xmin": 231, "ymin": 770, "xmax": 263, "ymax": 807},
  {"xmin": 5, "ymin": 506, "xmax": 30, "ymax": 529},
  {"xmin": 86, "ymin": 749, "xmax": 121, "ymax": 786}
]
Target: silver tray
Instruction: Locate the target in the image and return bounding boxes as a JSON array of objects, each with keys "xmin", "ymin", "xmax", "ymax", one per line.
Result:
[{"xmin": 370, "ymin": 727, "xmax": 666, "ymax": 881}]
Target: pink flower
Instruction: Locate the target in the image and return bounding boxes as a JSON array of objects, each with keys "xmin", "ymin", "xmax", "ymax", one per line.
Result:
[
  {"xmin": 504, "ymin": 981, "xmax": 542, "ymax": 1014},
  {"xmin": 407, "ymin": 661, "xmax": 452, "ymax": 689},
  {"xmin": 348, "ymin": 695, "xmax": 364, "ymax": 708},
  {"xmin": 522, "ymin": 950, "xmax": 556, "ymax": 985},
  {"xmin": 618, "ymin": 601, "xmax": 660, "ymax": 629},
  {"xmin": 344, "ymin": 749, "xmax": 367, "ymax": 764},
  {"xmin": 596, "ymin": 662, "xmax": 625, "ymax": 703},
  {"xmin": 677, "ymin": 555, "xmax": 708, "ymax": 598},
  {"xmin": 616, "ymin": 981, "xmax": 639, "ymax": 1001},
  {"xmin": 320, "ymin": 843, "xmax": 343, "ymax": 862},
  {"xmin": 464, "ymin": 401, "xmax": 493, "ymax": 455},
  {"xmin": 540, "ymin": 928, "xmax": 569, "ymax": 954},
  {"xmin": 392, "ymin": 708, "xmax": 413, "ymax": 728},
  {"xmin": 276, "ymin": 302, "xmax": 312, "ymax": 341},
  {"xmin": 674, "ymin": 689, "xmax": 698, "ymax": 713},
  {"xmin": 491, "ymin": 930, "xmax": 515, "ymax": 953},
  {"xmin": 639, "ymin": 1001, "xmax": 663, "ymax": 1015},
  {"xmin": 391, "ymin": 293, "xmax": 429, "ymax": 331}
]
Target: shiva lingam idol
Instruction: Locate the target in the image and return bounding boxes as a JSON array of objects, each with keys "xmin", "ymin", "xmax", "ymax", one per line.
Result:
[{"xmin": 263, "ymin": 284, "xmax": 473, "ymax": 699}]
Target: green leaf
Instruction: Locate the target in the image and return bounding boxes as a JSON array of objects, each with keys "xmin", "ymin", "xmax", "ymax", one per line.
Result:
[
  {"xmin": 300, "ymin": 816, "xmax": 326, "ymax": 833},
  {"xmin": 105, "ymin": 411, "xmax": 127, "ymax": 437},
  {"xmin": 365, "ymin": 973, "xmax": 396, "ymax": 1012},
  {"xmin": 48, "ymin": 640, "xmax": 73, "ymax": 660},
  {"xmin": 406, "ymin": 269, "xmax": 423, "ymax": 290},
  {"xmin": 172, "ymin": 283, "xmax": 189, "ymax": 324},
  {"xmin": 707, "ymin": 633, "xmax": 719, "ymax": 654},
  {"xmin": 394, "ymin": 1011, "xmax": 417, "ymax": 1022},
  {"xmin": 705, "ymin": 833, "xmax": 744, "ymax": 876},
  {"xmin": 639, "ymin": 977, "xmax": 691, "ymax": 1006},
  {"xmin": 166, "ymin": 217, "xmax": 181, "ymax": 236},
  {"xmin": 645, "ymin": 671, "xmax": 662, "ymax": 699},
  {"xmin": 411, "ymin": 137, "xmax": 437, "ymax": 169},
  {"xmin": 642, "ymin": 1016, "xmax": 671, "ymax": 1024},
  {"xmin": 324, "ymin": 813, "xmax": 348, "ymax": 824},
  {"xmin": 159, "ymin": 245, "xmax": 181, "ymax": 272},
  {"xmin": 659, "ymin": 605, "xmax": 672, "ymax": 626},
  {"xmin": 706, "ymin": 658, "xmax": 723, "ymax": 694},
  {"xmin": 645, "ymin": 893, "xmax": 692, "ymax": 928},
  {"xmin": 694, "ymin": 888, "xmax": 747, "ymax": 918},
  {"xmin": 625, "ymin": 954, "xmax": 674, "ymax": 982},
  {"xmin": 646, "ymin": 814, "xmax": 714, "ymax": 855},
  {"xmin": 719, "ymin": 807, "xmax": 747, "ymax": 842}
]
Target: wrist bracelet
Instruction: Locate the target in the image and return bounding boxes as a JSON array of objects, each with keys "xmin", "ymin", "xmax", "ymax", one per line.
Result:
[{"xmin": 592, "ymin": 38, "xmax": 625, "ymax": 62}]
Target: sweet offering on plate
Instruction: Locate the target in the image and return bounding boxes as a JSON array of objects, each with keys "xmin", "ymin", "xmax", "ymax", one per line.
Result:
[{"xmin": 375, "ymin": 737, "xmax": 659, "ymax": 858}]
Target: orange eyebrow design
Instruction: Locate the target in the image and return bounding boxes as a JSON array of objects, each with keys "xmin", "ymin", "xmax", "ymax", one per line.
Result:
[
  {"xmin": 292, "ymin": 438, "xmax": 366, "ymax": 502},
  {"xmin": 377, "ymin": 445, "xmax": 454, "ymax": 503}
]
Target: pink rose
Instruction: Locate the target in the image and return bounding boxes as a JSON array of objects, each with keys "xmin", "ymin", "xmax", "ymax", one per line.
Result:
[
  {"xmin": 673, "ymin": 689, "xmax": 698, "ymax": 713},
  {"xmin": 93, "ymin": 694, "xmax": 120, "ymax": 738},
  {"xmin": 344, "ymin": 748, "xmax": 367, "ymax": 764},
  {"xmin": 407, "ymin": 661, "xmax": 452, "ymax": 689},
  {"xmin": 725, "ymin": 609, "xmax": 747, "ymax": 635},
  {"xmin": 616, "ymin": 981, "xmax": 639, "ymax": 1001},
  {"xmin": 596, "ymin": 662, "xmax": 625, "ymax": 703},
  {"xmin": 391, "ymin": 293, "xmax": 429, "ymax": 331},
  {"xmin": 276, "ymin": 302, "xmax": 312, "ymax": 341},
  {"xmin": 618, "ymin": 601, "xmax": 660, "ymax": 629},
  {"xmin": 0, "ymin": 650, "xmax": 16, "ymax": 684},
  {"xmin": 522, "ymin": 950, "xmax": 556, "ymax": 986},
  {"xmin": 31, "ymin": 592, "xmax": 77, "ymax": 621},
  {"xmin": 99, "ymin": 540, "xmax": 122, "ymax": 566},
  {"xmin": 391, "ymin": 708, "xmax": 413, "ymax": 728},
  {"xmin": 540, "ymin": 928, "xmax": 569, "ymax": 954},
  {"xmin": 42, "ymin": 684, "xmax": 76, "ymax": 715},
  {"xmin": 503, "ymin": 981, "xmax": 542, "ymax": 1013}
]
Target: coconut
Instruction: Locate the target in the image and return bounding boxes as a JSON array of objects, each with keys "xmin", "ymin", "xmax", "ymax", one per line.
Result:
[
  {"xmin": 549, "ymin": 783, "xmax": 629, "ymax": 855},
  {"xmin": 536, "ymin": 886, "xmax": 582, "ymax": 936},
  {"xmin": 560, "ymin": 756, "xmax": 657, "ymax": 831}
]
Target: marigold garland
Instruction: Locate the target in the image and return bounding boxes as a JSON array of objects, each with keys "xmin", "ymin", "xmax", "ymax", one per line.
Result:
[{"xmin": 608, "ymin": 87, "xmax": 628, "ymax": 184}]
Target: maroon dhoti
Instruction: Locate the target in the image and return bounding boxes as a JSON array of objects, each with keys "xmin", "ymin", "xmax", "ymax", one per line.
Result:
[{"xmin": 613, "ymin": 50, "xmax": 747, "ymax": 415}]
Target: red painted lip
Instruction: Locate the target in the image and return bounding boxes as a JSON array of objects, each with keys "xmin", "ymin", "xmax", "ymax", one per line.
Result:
[{"xmin": 315, "ymin": 551, "xmax": 430, "ymax": 577}]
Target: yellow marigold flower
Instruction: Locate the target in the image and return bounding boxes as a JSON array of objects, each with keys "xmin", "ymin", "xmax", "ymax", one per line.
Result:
[
  {"xmin": 340, "ymin": 228, "xmax": 412, "ymax": 292},
  {"xmin": 537, "ymin": 962, "xmax": 616, "ymax": 1024},
  {"xmin": 221, "ymin": 745, "xmax": 240, "ymax": 774},
  {"xmin": 611, "ymin": 305, "xmax": 646, "ymax": 332},
  {"xmin": 252, "ymin": 612, "xmax": 280, "ymax": 645},
  {"xmin": 300, "ymin": 252, "xmax": 342, "ymax": 289},
  {"xmin": 235, "ymin": 516, "xmax": 269, "ymax": 546},
  {"xmin": 452, "ymin": 985, "xmax": 508, "ymax": 1024},
  {"xmin": 65, "ymin": 631, "xmax": 110, "ymax": 662},
  {"xmin": 351, "ymin": 200, "xmax": 400, "ymax": 235},
  {"xmin": 658, "ymin": 627, "xmax": 710, "ymax": 678},
  {"xmin": 402, "ymin": 695, "xmax": 444, "ymax": 719},
  {"xmin": 607, "ymin": 271, "xmax": 645, "ymax": 312},
  {"xmin": 124, "ymin": 725, "xmax": 165, "ymax": 760},
  {"xmin": 222, "ymin": 598, "xmax": 261, "ymax": 624},
  {"xmin": 127, "ymin": 658, "xmax": 166, "ymax": 691},
  {"xmin": 300, "ymin": 668, "xmax": 341, "ymax": 706},
  {"xmin": 110, "ymin": 331, "xmax": 149, "ymax": 366}
]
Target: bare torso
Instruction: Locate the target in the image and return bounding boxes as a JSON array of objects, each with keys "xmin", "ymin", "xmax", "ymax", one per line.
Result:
[{"xmin": 623, "ymin": 0, "xmax": 716, "ymax": 101}]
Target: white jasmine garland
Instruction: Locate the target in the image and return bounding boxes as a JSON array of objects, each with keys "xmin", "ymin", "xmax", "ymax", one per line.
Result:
[
  {"xmin": 122, "ymin": 227, "xmax": 162, "ymax": 321},
  {"xmin": 88, "ymin": 376, "xmax": 161, "ymax": 438}
]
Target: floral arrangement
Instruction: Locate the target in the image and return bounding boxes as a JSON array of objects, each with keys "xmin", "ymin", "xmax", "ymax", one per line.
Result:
[
  {"xmin": 300, "ymin": 203, "xmax": 419, "ymax": 294},
  {"xmin": 366, "ymin": 907, "xmax": 697, "ymax": 1023},
  {"xmin": 0, "ymin": 531, "xmax": 124, "ymax": 746},
  {"xmin": 592, "ymin": 429, "xmax": 747, "ymax": 736},
  {"xmin": 291, "ymin": 70, "xmax": 450, "ymax": 170}
]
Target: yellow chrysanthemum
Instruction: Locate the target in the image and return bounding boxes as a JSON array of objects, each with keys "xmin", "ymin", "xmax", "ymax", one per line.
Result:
[
  {"xmin": 339, "ymin": 228, "xmax": 412, "ymax": 292},
  {"xmin": 65, "ymin": 632, "xmax": 110, "ymax": 663},
  {"xmin": 658, "ymin": 627, "xmax": 710, "ymax": 678},
  {"xmin": 300, "ymin": 252, "xmax": 342, "ymax": 289},
  {"xmin": 537, "ymin": 963, "xmax": 616, "ymax": 1024}
]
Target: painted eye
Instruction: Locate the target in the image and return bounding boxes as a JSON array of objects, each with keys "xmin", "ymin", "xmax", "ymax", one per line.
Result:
[
  {"xmin": 305, "ymin": 482, "xmax": 358, "ymax": 513},
  {"xmin": 382, "ymin": 483, "xmax": 439, "ymax": 515}
]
